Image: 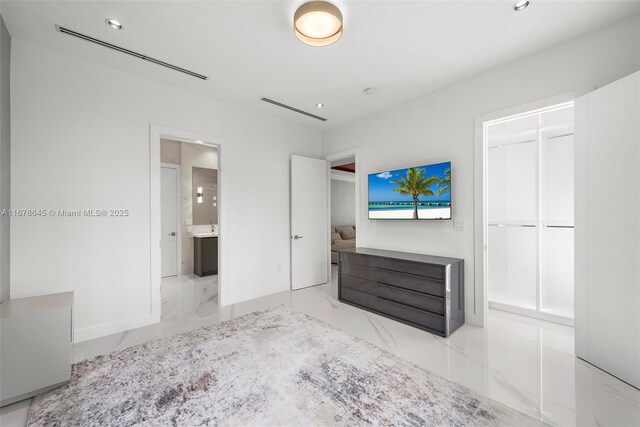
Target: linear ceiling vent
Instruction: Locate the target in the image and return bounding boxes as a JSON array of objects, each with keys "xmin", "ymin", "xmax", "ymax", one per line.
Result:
[
  {"xmin": 260, "ymin": 97, "xmax": 327, "ymax": 122},
  {"xmin": 56, "ymin": 26, "xmax": 208, "ymax": 80}
]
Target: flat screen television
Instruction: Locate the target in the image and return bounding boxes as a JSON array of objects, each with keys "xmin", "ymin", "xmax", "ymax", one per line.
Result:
[{"xmin": 368, "ymin": 161, "xmax": 451, "ymax": 220}]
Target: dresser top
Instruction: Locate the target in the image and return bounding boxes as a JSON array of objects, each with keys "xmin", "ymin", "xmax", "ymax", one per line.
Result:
[{"xmin": 341, "ymin": 247, "xmax": 463, "ymax": 266}]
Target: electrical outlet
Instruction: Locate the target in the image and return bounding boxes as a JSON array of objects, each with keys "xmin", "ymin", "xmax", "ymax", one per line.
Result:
[{"xmin": 453, "ymin": 220, "xmax": 465, "ymax": 231}]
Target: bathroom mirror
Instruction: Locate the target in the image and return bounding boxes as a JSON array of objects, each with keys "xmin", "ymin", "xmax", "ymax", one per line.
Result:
[{"xmin": 192, "ymin": 167, "xmax": 218, "ymax": 225}]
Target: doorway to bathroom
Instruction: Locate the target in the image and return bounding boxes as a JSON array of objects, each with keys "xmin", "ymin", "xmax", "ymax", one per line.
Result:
[
  {"xmin": 150, "ymin": 125, "xmax": 226, "ymax": 327},
  {"xmin": 159, "ymin": 138, "xmax": 219, "ymax": 320}
]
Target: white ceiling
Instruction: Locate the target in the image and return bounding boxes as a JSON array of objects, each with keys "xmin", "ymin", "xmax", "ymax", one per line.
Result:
[{"xmin": 2, "ymin": 1, "xmax": 639, "ymax": 129}]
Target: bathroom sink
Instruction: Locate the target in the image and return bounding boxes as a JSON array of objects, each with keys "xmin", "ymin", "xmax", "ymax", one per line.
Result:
[{"xmin": 193, "ymin": 233, "xmax": 218, "ymax": 238}]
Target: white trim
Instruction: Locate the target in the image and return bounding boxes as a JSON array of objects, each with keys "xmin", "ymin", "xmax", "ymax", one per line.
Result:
[
  {"xmin": 489, "ymin": 301, "xmax": 574, "ymax": 327},
  {"xmin": 226, "ymin": 283, "xmax": 290, "ymax": 306},
  {"xmin": 74, "ymin": 314, "xmax": 156, "ymax": 343},
  {"xmin": 150, "ymin": 125, "xmax": 227, "ymax": 322},
  {"xmin": 325, "ymin": 148, "xmax": 360, "ymax": 284},
  {"xmin": 473, "ymin": 90, "xmax": 589, "ymax": 328},
  {"xmin": 160, "ymin": 163, "xmax": 182, "ymax": 277},
  {"xmin": 330, "ymin": 170, "xmax": 356, "ymax": 182}
]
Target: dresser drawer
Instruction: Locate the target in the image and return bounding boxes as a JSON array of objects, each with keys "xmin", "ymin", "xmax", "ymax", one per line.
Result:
[
  {"xmin": 341, "ymin": 251, "xmax": 444, "ymax": 280},
  {"xmin": 341, "ymin": 262, "xmax": 445, "ymax": 297},
  {"xmin": 341, "ymin": 287, "xmax": 445, "ymax": 332},
  {"xmin": 340, "ymin": 274, "xmax": 445, "ymax": 315}
]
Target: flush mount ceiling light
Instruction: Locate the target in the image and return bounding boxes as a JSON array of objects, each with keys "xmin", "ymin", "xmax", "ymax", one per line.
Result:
[
  {"xmin": 363, "ymin": 87, "xmax": 377, "ymax": 95},
  {"xmin": 105, "ymin": 18, "xmax": 124, "ymax": 30},
  {"xmin": 512, "ymin": 0, "xmax": 530, "ymax": 12},
  {"xmin": 294, "ymin": 1, "xmax": 343, "ymax": 47},
  {"xmin": 316, "ymin": 103, "xmax": 324, "ymax": 108}
]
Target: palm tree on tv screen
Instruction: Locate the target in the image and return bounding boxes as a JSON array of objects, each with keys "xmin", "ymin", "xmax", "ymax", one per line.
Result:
[
  {"xmin": 437, "ymin": 167, "xmax": 451, "ymax": 197},
  {"xmin": 391, "ymin": 167, "xmax": 440, "ymax": 219}
]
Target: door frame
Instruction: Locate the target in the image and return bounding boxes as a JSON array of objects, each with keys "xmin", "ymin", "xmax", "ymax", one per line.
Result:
[
  {"xmin": 150, "ymin": 124, "xmax": 227, "ymax": 324},
  {"xmin": 324, "ymin": 148, "xmax": 360, "ymax": 286},
  {"xmin": 473, "ymin": 90, "xmax": 588, "ymax": 327},
  {"xmin": 161, "ymin": 163, "xmax": 181, "ymax": 277}
]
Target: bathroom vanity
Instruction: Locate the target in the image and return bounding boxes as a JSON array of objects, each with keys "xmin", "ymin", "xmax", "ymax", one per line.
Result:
[{"xmin": 194, "ymin": 234, "xmax": 218, "ymax": 277}]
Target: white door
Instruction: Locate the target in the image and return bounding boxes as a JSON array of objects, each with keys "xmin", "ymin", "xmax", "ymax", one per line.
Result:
[
  {"xmin": 575, "ymin": 71, "xmax": 640, "ymax": 388},
  {"xmin": 161, "ymin": 166, "xmax": 179, "ymax": 277},
  {"xmin": 291, "ymin": 155, "xmax": 328, "ymax": 290}
]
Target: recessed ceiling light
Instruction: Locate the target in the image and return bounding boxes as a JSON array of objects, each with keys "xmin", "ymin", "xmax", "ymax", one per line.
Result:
[
  {"xmin": 512, "ymin": 0, "xmax": 530, "ymax": 12},
  {"xmin": 294, "ymin": 1, "xmax": 343, "ymax": 47},
  {"xmin": 316, "ymin": 103, "xmax": 324, "ymax": 108},
  {"xmin": 363, "ymin": 87, "xmax": 377, "ymax": 95},
  {"xmin": 105, "ymin": 18, "xmax": 124, "ymax": 31}
]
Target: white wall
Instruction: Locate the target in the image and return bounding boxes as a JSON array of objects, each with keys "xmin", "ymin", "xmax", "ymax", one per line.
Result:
[
  {"xmin": 0, "ymin": 15, "xmax": 10, "ymax": 303},
  {"xmin": 10, "ymin": 40, "xmax": 322, "ymax": 341},
  {"xmin": 322, "ymin": 15, "xmax": 640, "ymax": 324},
  {"xmin": 331, "ymin": 179, "xmax": 355, "ymax": 227}
]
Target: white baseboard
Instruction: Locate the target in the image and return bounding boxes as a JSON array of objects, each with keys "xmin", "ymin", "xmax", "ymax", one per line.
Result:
[
  {"xmin": 488, "ymin": 301, "xmax": 574, "ymax": 326},
  {"xmin": 223, "ymin": 283, "xmax": 290, "ymax": 307},
  {"xmin": 74, "ymin": 314, "xmax": 158, "ymax": 343}
]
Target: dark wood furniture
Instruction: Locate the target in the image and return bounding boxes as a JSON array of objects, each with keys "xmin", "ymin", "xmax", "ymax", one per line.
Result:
[
  {"xmin": 194, "ymin": 236, "xmax": 218, "ymax": 277},
  {"xmin": 338, "ymin": 247, "xmax": 464, "ymax": 337}
]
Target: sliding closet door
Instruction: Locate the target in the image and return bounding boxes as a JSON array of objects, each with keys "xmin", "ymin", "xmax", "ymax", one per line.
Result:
[{"xmin": 575, "ymin": 71, "xmax": 639, "ymax": 388}]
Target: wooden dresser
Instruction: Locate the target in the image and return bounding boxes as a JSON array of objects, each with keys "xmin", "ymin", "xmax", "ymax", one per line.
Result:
[{"xmin": 338, "ymin": 247, "xmax": 464, "ymax": 337}]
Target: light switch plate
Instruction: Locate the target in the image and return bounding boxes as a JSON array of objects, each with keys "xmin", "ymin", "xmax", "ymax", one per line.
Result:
[{"xmin": 453, "ymin": 220, "xmax": 465, "ymax": 231}]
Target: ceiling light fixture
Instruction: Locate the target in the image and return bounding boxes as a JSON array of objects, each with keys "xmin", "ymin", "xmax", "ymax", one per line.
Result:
[
  {"xmin": 294, "ymin": 1, "xmax": 343, "ymax": 47},
  {"xmin": 105, "ymin": 18, "xmax": 124, "ymax": 31},
  {"xmin": 316, "ymin": 103, "xmax": 324, "ymax": 108},
  {"xmin": 363, "ymin": 87, "xmax": 377, "ymax": 95},
  {"xmin": 512, "ymin": 0, "xmax": 530, "ymax": 12}
]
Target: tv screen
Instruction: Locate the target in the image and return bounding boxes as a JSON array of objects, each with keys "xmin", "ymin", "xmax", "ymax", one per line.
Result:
[{"xmin": 368, "ymin": 161, "xmax": 451, "ymax": 220}]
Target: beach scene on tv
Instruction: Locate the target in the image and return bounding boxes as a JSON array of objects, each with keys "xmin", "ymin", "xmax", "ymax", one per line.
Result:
[{"xmin": 368, "ymin": 162, "xmax": 451, "ymax": 220}]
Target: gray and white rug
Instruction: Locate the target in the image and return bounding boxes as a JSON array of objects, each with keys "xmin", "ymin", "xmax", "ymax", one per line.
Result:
[{"xmin": 28, "ymin": 306, "xmax": 544, "ymax": 426}]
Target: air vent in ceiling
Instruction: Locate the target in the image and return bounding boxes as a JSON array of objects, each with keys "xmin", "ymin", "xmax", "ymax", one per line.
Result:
[
  {"xmin": 55, "ymin": 26, "xmax": 208, "ymax": 80},
  {"xmin": 260, "ymin": 97, "xmax": 327, "ymax": 122}
]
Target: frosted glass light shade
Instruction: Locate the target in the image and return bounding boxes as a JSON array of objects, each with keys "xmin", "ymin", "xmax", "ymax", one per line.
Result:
[{"xmin": 294, "ymin": 1, "xmax": 343, "ymax": 47}]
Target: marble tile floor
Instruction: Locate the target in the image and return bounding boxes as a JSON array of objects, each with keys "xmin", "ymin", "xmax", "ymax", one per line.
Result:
[{"xmin": 2, "ymin": 268, "xmax": 639, "ymax": 426}]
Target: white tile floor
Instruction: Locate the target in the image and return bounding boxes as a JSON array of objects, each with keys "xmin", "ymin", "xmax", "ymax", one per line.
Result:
[{"xmin": 2, "ymin": 268, "xmax": 639, "ymax": 426}]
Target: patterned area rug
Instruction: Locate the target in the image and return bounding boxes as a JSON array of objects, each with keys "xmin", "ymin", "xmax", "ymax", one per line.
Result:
[{"xmin": 28, "ymin": 306, "xmax": 544, "ymax": 426}]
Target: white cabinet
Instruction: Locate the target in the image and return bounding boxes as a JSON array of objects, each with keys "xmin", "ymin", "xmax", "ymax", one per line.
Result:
[
  {"xmin": 0, "ymin": 292, "xmax": 73, "ymax": 406},
  {"xmin": 575, "ymin": 71, "xmax": 640, "ymax": 389}
]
